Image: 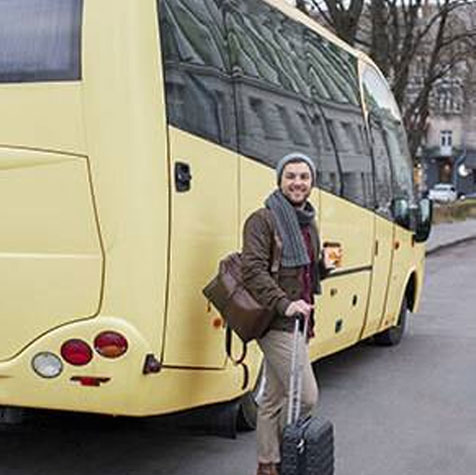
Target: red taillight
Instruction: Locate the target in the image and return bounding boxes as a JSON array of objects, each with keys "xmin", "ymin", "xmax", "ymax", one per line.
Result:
[
  {"xmin": 94, "ymin": 331, "xmax": 128, "ymax": 358},
  {"xmin": 61, "ymin": 339, "xmax": 93, "ymax": 366}
]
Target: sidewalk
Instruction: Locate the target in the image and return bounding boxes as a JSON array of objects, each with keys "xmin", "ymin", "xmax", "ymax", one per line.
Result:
[{"xmin": 425, "ymin": 218, "xmax": 476, "ymax": 255}]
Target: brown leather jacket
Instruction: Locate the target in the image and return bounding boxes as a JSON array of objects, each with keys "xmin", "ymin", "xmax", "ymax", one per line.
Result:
[{"xmin": 241, "ymin": 208, "xmax": 327, "ymax": 333}]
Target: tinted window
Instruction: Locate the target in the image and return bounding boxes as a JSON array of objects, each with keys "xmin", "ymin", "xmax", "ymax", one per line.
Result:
[
  {"xmin": 226, "ymin": 0, "xmax": 344, "ymax": 196},
  {"xmin": 158, "ymin": 0, "xmax": 375, "ymax": 210},
  {"xmin": 363, "ymin": 66, "xmax": 414, "ymax": 208},
  {"xmin": 305, "ymin": 31, "xmax": 374, "ymax": 207},
  {"xmin": 226, "ymin": 1, "xmax": 315, "ymax": 165},
  {"xmin": 367, "ymin": 107, "xmax": 393, "ymax": 217},
  {"xmin": 158, "ymin": 0, "xmax": 237, "ymax": 149},
  {"xmin": 0, "ymin": 0, "xmax": 82, "ymax": 83}
]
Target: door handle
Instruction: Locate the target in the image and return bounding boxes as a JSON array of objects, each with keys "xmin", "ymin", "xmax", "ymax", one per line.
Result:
[{"xmin": 175, "ymin": 162, "xmax": 192, "ymax": 192}]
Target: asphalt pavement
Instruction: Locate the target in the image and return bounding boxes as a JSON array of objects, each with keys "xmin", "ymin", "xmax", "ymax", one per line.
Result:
[
  {"xmin": 426, "ymin": 218, "xmax": 476, "ymax": 254},
  {"xmin": 317, "ymin": 239, "xmax": 476, "ymax": 475},
  {"xmin": 1, "ymin": 218, "xmax": 475, "ymax": 475}
]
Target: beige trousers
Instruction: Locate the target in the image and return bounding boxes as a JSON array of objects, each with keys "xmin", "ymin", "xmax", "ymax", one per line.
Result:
[{"xmin": 256, "ymin": 329, "xmax": 319, "ymax": 464}]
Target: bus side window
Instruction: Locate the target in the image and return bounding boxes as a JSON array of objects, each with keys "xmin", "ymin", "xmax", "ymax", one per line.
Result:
[
  {"xmin": 0, "ymin": 0, "xmax": 82, "ymax": 83},
  {"xmin": 367, "ymin": 111, "xmax": 394, "ymax": 217},
  {"xmin": 305, "ymin": 30, "xmax": 374, "ymax": 208},
  {"xmin": 225, "ymin": 0, "xmax": 320, "ymax": 169},
  {"xmin": 158, "ymin": 0, "xmax": 237, "ymax": 149},
  {"xmin": 362, "ymin": 66, "xmax": 414, "ymax": 212}
]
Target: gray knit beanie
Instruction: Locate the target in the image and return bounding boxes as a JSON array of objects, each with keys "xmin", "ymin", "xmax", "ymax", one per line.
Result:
[{"xmin": 276, "ymin": 152, "xmax": 317, "ymax": 186}]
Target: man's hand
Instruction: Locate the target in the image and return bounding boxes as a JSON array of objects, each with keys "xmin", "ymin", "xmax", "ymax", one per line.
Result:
[{"xmin": 285, "ymin": 300, "xmax": 314, "ymax": 318}]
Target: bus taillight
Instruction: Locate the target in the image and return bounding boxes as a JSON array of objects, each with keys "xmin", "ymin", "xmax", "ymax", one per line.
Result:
[
  {"xmin": 61, "ymin": 339, "xmax": 93, "ymax": 366},
  {"xmin": 94, "ymin": 331, "xmax": 128, "ymax": 358}
]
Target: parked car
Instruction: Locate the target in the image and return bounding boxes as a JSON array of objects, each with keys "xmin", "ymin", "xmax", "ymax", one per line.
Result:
[
  {"xmin": 458, "ymin": 191, "xmax": 476, "ymax": 201},
  {"xmin": 428, "ymin": 183, "xmax": 457, "ymax": 203}
]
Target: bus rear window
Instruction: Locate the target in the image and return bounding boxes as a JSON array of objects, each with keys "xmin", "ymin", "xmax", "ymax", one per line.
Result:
[{"xmin": 0, "ymin": 0, "xmax": 82, "ymax": 83}]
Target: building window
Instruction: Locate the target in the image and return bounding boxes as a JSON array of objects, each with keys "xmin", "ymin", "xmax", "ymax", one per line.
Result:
[{"xmin": 440, "ymin": 130, "xmax": 453, "ymax": 147}]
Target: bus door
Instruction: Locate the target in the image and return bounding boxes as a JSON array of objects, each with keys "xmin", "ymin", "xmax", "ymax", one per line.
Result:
[
  {"xmin": 383, "ymin": 223, "xmax": 413, "ymax": 328},
  {"xmin": 316, "ymin": 190, "xmax": 374, "ymax": 358},
  {"xmin": 159, "ymin": 0, "xmax": 239, "ymax": 369},
  {"xmin": 312, "ymin": 106, "xmax": 375, "ymax": 358},
  {"xmin": 360, "ymin": 113, "xmax": 394, "ymax": 339},
  {"xmin": 361, "ymin": 63, "xmax": 416, "ymax": 333}
]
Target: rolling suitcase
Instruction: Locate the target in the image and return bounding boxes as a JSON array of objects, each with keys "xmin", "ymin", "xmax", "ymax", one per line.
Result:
[{"xmin": 280, "ymin": 315, "xmax": 334, "ymax": 475}]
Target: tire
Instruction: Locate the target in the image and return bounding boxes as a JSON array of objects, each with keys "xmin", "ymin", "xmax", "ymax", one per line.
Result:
[
  {"xmin": 237, "ymin": 364, "xmax": 265, "ymax": 431},
  {"xmin": 374, "ymin": 297, "xmax": 408, "ymax": 346}
]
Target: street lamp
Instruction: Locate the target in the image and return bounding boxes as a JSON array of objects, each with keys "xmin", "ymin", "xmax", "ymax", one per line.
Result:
[
  {"xmin": 414, "ymin": 146, "xmax": 424, "ymax": 198},
  {"xmin": 458, "ymin": 163, "xmax": 472, "ymax": 178},
  {"xmin": 453, "ymin": 150, "xmax": 467, "ymax": 194}
]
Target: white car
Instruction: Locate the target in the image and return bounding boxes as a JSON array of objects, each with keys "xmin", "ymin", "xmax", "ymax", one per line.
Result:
[{"xmin": 428, "ymin": 183, "xmax": 457, "ymax": 203}]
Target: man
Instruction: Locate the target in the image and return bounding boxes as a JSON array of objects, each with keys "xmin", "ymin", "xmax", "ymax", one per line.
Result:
[{"xmin": 242, "ymin": 153, "xmax": 335, "ymax": 475}]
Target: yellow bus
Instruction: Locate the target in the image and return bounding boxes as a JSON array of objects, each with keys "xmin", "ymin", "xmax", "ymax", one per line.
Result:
[{"xmin": 0, "ymin": 0, "xmax": 431, "ymax": 424}]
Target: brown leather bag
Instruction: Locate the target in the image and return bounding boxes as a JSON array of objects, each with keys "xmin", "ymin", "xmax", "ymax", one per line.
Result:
[{"xmin": 203, "ymin": 235, "xmax": 281, "ymax": 343}]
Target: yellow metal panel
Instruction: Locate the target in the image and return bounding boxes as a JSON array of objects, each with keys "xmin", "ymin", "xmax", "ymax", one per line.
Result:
[
  {"xmin": 0, "ymin": 84, "xmax": 85, "ymax": 154},
  {"xmin": 239, "ymin": 159, "xmax": 276, "ymax": 226},
  {"xmin": 164, "ymin": 128, "xmax": 239, "ymax": 368},
  {"xmin": 0, "ymin": 148, "xmax": 103, "ymax": 361},
  {"xmin": 311, "ymin": 272, "xmax": 371, "ymax": 360},
  {"xmin": 311, "ymin": 191, "xmax": 374, "ymax": 358},
  {"xmin": 380, "ymin": 226, "xmax": 416, "ymax": 330},
  {"xmin": 81, "ymin": 0, "xmax": 169, "ymax": 353},
  {"xmin": 319, "ymin": 191, "xmax": 374, "ymax": 269},
  {"xmin": 361, "ymin": 214, "xmax": 394, "ymax": 339},
  {"xmin": 0, "ymin": 317, "xmax": 246, "ymax": 416},
  {"xmin": 412, "ymin": 244, "xmax": 426, "ymax": 313}
]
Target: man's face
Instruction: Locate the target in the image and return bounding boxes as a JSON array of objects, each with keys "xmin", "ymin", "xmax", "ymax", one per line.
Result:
[{"xmin": 280, "ymin": 161, "xmax": 313, "ymax": 206}]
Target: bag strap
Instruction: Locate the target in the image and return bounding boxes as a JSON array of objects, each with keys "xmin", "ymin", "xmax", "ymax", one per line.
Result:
[
  {"xmin": 225, "ymin": 326, "xmax": 249, "ymax": 390},
  {"xmin": 268, "ymin": 208, "xmax": 282, "ymax": 275},
  {"xmin": 270, "ymin": 231, "xmax": 281, "ymax": 274},
  {"xmin": 225, "ymin": 325, "xmax": 247, "ymax": 365}
]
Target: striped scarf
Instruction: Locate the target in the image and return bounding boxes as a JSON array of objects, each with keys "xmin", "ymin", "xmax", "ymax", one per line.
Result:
[{"xmin": 265, "ymin": 190, "xmax": 315, "ymax": 268}]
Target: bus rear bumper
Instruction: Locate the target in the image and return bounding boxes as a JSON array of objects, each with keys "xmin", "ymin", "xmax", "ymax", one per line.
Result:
[{"xmin": 0, "ymin": 317, "xmax": 246, "ymax": 417}]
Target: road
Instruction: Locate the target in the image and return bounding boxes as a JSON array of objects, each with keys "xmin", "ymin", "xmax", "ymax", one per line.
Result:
[{"xmin": 1, "ymin": 241, "xmax": 475, "ymax": 475}]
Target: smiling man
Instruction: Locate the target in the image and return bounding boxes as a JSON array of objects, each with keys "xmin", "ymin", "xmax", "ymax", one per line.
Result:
[{"xmin": 242, "ymin": 152, "xmax": 333, "ymax": 475}]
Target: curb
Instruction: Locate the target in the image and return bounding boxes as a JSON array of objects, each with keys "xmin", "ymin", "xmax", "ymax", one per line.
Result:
[{"xmin": 426, "ymin": 235, "xmax": 476, "ymax": 256}]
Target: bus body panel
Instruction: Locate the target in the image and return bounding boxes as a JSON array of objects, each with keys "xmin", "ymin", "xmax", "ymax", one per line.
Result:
[
  {"xmin": 0, "ymin": 0, "xmax": 428, "ymax": 417},
  {"xmin": 0, "ymin": 317, "xmax": 245, "ymax": 416},
  {"xmin": 312, "ymin": 272, "xmax": 372, "ymax": 360},
  {"xmin": 0, "ymin": 84, "xmax": 86, "ymax": 155},
  {"xmin": 412, "ymin": 246, "xmax": 426, "ymax": 313},
  {"xmin": 312, "ymin": 191, "xmax": 374, "ymax": 358},
  {"xmin": 0, "ymin": 148, "xmax": 103, "ymax": 361},
  {"xmin": 361, "ymin": 214, "xmax": 394, "ymax": 339},
  {"xmin": 163, "ymin": 128, "xmax": 239, "ymax": 369},
  {"xmin": 380, "ymin": 225, "xmax": 416, "ymax": 331},
  {"xmin": 81, "ymin": 0, "xmax": 169, "ymax": 355}
]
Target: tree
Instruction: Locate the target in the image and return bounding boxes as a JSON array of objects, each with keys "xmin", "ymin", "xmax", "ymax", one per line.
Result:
[
  {"xmin": 300, "ymin": 0, "xmax": 365, "ymax": 46},
  {"xmin": 302, "ymin": 0, "xmax": 476, "ymax": 157}
]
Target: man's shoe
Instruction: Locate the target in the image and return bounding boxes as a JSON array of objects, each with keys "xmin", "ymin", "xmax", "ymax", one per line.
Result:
[{"xmin": 256, "ymin": 462, "xmax": 279, "ymax": 475}]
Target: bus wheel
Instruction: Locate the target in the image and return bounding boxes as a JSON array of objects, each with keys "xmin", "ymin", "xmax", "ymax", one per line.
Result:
[
  {"xmin": 237, "ymin": 364, "xmax": 265, "ymax": 431},
  {"xmin": 374, "ymin": 298, "xmax": 408, "ymax": 346}
]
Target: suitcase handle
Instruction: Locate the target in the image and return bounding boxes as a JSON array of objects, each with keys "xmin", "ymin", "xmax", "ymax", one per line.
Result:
[
  {"xmin": 287, "ymin": 313, "xmax": 308, "ymax": 425},
  {"xmin": 295, "ymin": 313, "xmax": 305, "ymax": 334}
]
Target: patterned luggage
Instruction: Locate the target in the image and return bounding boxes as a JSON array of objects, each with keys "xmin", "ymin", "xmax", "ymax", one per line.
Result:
[{"xmin": 280, "ymin": 315, "xmax": 334, "ymax": 475}]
